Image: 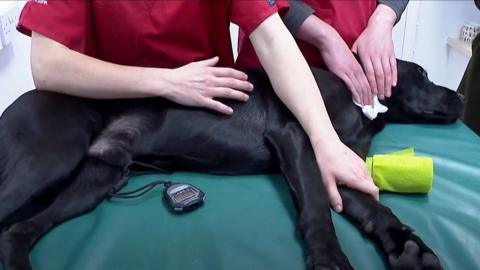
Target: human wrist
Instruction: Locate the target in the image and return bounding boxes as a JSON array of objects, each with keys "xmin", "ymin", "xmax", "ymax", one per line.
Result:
[
  {"xmin": 138, "ymin": 67, "xmax": 171, "ymax": 98},
  {"xmin": 304, "ymin": 16, "xmax": 339, "ymax": 51},
  {"xmin": 308, "ymin": 128, "xmax": 340, "ymax": 151},
  {"xmin": 296, "ymin": 15, "xmax": 338, "ymax": 50},
  {"xmin": 369, "ymin": 4, "xmax": 396, "ymax": 28}
]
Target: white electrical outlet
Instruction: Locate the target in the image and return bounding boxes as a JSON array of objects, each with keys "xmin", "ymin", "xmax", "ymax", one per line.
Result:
[{"xmin": 0, "ymin": 2, "xmax": 19, "ymax": 46}]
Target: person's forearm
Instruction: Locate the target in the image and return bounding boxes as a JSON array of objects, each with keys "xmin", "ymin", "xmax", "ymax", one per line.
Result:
[
  {"xmin": 284, "ymin": 0, "xmax": 407, "ymax": 39},
  {"xmin": 250, "ymin": 14, "xmax": 339, "ymax": 144},
  {"xmin": 292, "ymin": 5, "xmax": 397, "ymax": 51},
  {"xmin": 294, "ymin": 14, "xmax": 338, "ymax": 52},
  {"xmin": 31, "ymin": 32, "xmax": 167, "ymax": 99}
]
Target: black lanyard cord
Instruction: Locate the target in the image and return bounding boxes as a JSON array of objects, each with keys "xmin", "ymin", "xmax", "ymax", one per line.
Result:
[
  {"xmin": 107, "ymin": 160, "xmax": 171, "ymax": 200},
  {"xmin": 108, "ymin": 180, "xmax": 171, "ymax": 199}
]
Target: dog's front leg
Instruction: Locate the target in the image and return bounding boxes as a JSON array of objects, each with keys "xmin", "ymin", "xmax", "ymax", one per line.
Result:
[
  {"xmin": 266, "ymin": 122, "xmax": 353, "ymax": 270},
  {"xmin": 0, "ymin": 157, "xmax": 124, "ymax": 270},
  {"xmin": 338, "ymin": 187, "xmax": 442, "ymax": 270}
]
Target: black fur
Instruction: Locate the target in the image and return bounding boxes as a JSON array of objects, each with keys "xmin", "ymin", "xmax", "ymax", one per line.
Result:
[{"xmin": 0, "ymin": 60, "xmax": 463, "ymax": 270}]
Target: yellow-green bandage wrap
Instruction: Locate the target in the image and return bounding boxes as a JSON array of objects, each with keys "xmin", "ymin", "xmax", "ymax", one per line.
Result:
[{"xmin": 366, "ymin": 148, "xmax": 433, "ymax": 193}]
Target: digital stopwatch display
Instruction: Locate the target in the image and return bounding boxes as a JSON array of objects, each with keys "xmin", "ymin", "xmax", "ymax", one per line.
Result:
[
  {"xmin": 164, "ymin": 183, "xmax": 206, "ymax": 212},
  {"xmin": 172, "ymin": 188, "xmax": 196, "ymax": 202}
]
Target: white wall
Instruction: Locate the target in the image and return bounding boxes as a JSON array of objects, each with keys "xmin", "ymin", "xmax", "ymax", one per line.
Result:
[
  {"xmin": 399, "ymin": 1, "xmax": 479, "ymax": 90},
  {"xmin": 230, "ymin": 23, "xmax": 239, "ymax": 60},
  {"xmin": 0, "ymin": 1, "xmax": 33, "ymax": 115}
]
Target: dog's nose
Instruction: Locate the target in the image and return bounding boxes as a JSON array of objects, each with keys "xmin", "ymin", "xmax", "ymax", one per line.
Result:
[{"xmin": 456, "ymin": 92, "xmax": 466, "ymax": 102}]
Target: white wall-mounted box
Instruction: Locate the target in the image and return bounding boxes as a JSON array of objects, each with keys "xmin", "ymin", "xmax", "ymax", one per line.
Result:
[{"xmin": 0, "ymin": 1, "xmax": 19, "ymax": 47}]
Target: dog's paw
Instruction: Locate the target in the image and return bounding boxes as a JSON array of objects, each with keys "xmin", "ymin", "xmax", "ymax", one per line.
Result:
[
  {"xmin": 388, "ymin": 236, "xmax": 442, "ymax": 270},
  {"xmin": 361, "ymin": 211, "xmax": 442, "ymax": 270}
]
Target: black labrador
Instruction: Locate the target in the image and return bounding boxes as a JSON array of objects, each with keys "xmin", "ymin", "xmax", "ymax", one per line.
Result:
[{"xmin": 0, "ymin": 60, "xmax": 463, "ymax": 270}]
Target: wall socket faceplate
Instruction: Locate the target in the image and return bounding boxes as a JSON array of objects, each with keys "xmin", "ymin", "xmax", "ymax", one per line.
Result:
[{"xmin": 0, "ymin": 2, "xmax": 19, "ymax": 47}]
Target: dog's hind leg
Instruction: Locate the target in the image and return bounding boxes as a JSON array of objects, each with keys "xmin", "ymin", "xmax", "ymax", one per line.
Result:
[
  {"xmin": 0, "ymin": 91, "xmax": 102, "ymax": 226},
  {"xmin": 88, "ymin": 109, "xmax": 159, "ymax": 167},
  {"xmin": 0, "ymin": 157, "xmax": 124, "ymax": 270},
  {"xmin": 266, "ymin": 122, "xmax": 353, "ymax": 270},
  {"xmin": 338, "ymin": 187, "xmax": 442, "ymax": 270}
]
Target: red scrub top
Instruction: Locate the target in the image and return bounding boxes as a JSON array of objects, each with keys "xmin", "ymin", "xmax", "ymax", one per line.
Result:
[
  {"xmin": 236, "ymin": 0, "xmax": 376, "ymax": 68},
  {"xmin": 18, "ymin": 0, "xmax": 288, "ymax": 69}
]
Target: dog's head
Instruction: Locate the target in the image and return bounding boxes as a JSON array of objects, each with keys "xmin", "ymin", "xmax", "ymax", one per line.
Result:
[{"xmin": 383, "ymin": 60, "xmax": 464, "ymax": 124}]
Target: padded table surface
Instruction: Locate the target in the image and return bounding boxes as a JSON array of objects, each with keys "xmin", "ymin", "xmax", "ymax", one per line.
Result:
[{"xmin": 4, "ymin": 122, "xmax": 480, "ymax": 270}]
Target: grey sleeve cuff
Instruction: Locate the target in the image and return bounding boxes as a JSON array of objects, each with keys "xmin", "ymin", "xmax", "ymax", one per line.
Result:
[
  {"xmin": 378, "ymin": 0, "xmax": 409, "ymax": 24},
  {"xmin": 282, "ymin": 0, "xmax": 315, "ymax": 35}
]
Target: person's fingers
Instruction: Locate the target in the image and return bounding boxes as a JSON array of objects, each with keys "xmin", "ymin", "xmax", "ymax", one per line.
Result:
[
  {"xmin": 381, "ymin": 57, "xmax": 392, "ymax": 99},
  {"xmin": 352, "ymin": 72, "xmax": 371, "ymax": 106},
  {"xmin": 196, "ymin": 56, "xmax": 219, "ymax": 67},
  {"xmin": 345, "ymin": 174, "xmax": 379, "ymax": 200},
  {"xmin": 202, "ymin": 98, "xmax": 233, "ymax": 115},
  {"xmin": 357, "ymin": 71, "xmax": 372, "ymax": 105},
  {"xmin": 341, "ymin": 74, "xmax": 361, "ymax": 104},
  {"xmin": 350, "ymin": 74, "xmax": 367, "ymax": 105},
  {"xmin": 325, "ymin": 177, "xmax": 343, "ymax": 212},
  {"xmin": 361, "ymin": 57, "xmax": 378, "ymax": 97},
  {"xmin": 209, "ymin": 87, "xmax": 249, "ymax": 102},
  {"xmin": 212, "ymin": 67, "xmax": 249, "ymax": 81},
  {"xmin": 372, "ymin": 58, "xmax": 386, "ymax": 100},
  {"xmin": 390, "ymin": 56, "xmax": 398, "ymax": 91},
  {"xmin": 212, "ymin": 77, "xmax": 254, "ymax": 92},
  {"xmin": 353, "ymin": 158, "xmax": 375, "ymax": 184},
  {"xmin": 351, "ymin": 40, "xmax": 359, "ymax": 54}
]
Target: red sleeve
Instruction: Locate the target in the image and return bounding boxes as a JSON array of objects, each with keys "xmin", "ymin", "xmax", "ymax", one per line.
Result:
[
  {"xmin": 231, "ymin": 0, "xmax": 289, "ymax": 36},
  {"xmin": 17, "ymin": 0, "xmax": 89, "ymax": 53}
]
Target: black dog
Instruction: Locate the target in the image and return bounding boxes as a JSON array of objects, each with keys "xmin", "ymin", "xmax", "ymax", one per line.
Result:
[{"xmin": 0, "ymin": 60, "xmax": 463, "ymax": 270}]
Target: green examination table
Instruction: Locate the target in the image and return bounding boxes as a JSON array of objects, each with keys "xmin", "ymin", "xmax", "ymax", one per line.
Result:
[{"xmin": 4, "ymin": 122, "xmax": 480, "ymax": 270}]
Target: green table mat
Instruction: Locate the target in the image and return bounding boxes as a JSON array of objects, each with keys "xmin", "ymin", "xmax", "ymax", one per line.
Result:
[{"xmin": 2, "ymin": 121, "xmax": 479, "ymax": 270}]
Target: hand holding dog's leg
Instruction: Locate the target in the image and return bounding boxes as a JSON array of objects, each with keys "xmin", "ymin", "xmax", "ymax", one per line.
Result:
[
  {"xmin": 251, "ymin": 15, "xmax": 378, "ymax": 213},
  {"xmin": 266, "ymin": 123, "xmax": 353, "ymax": 270},
  {"xmin": 311, "ymin": 139, "xmax": 379, "ymax": 213}
]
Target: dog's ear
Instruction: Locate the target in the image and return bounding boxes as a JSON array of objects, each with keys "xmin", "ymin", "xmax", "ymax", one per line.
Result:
[{"xmin": 384, "ymin": 60, "xmax": 464, "ymax": 124}]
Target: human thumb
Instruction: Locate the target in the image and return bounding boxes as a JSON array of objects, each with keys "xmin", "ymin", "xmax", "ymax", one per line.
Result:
[
  {"xmin": 326, "ymin": 178, "xmax": 343, "ymax": 213},
  {"xmin": 197, "ymin": 56, "xmax": 219, "ymax": 67}
]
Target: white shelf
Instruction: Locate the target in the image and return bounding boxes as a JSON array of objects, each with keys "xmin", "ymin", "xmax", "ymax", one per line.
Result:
[{"xmin": 447, "ymin": 37, "xmax": 473, "ymax": 58}]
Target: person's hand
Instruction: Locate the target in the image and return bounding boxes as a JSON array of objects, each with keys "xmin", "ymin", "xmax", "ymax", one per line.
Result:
[
  {"xmin": 352, "ymin": 5, "xmax": 397, "ymax": 100},
  {"xmin": 163, "ymin": 56, "xmax": 254, "ymax": 115},
  {"xmin": 312, "ymin": 138, "xmax": 379, "ymax": 212},
  {"xmin": 318, "ymin": 27, "xmax": 372, "ymax": 105}
]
